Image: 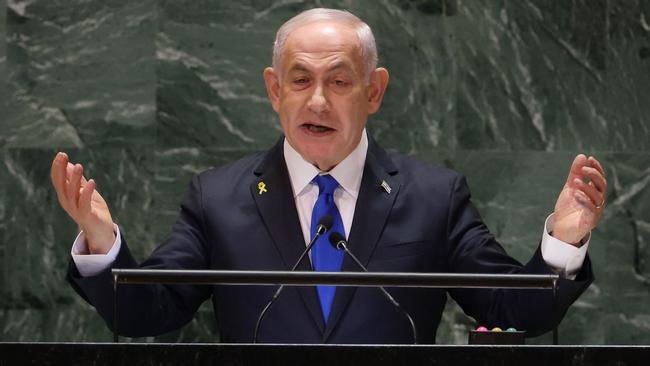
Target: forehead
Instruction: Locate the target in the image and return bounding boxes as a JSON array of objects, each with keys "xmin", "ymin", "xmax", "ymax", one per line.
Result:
[{"xmin": 282, "ymin": 21, "xmax": 364, "ymax": 72}]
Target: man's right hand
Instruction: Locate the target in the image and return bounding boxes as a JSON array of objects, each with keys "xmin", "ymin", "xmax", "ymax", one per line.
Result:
[{"xmin": 50, "ymin": 152, "xmax": 116, "ymax": 254}]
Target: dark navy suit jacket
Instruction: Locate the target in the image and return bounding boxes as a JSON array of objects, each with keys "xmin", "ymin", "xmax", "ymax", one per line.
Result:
[{"xmin": 67, "ymin": 137, "xmax": 593, "ymax": 343}]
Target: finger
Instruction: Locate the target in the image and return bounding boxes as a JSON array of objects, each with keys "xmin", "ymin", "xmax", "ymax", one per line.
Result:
[
  {"xmin": 574, "ymin": 178, "xmax": 603, "ymax": 207},
  {"xmin": 51, "ymin": 152, "xmax": 70, "ymax": 208},
  {"xmin": 66, "ymin": 162, "xmax": 75, "ymax": 181},
  {"xmin": 581, "ymin": 166, "xmax": 607, "ymax": 194},
  {"xmin": 79, "ymin": 174, "xmax": 89, "ymax": 191},
  {"xmin": 566, "ymin": 154, "xmax": 588, "ymax": 185},
  {"xmin": 78, "ymin": 178, "xmax": 95, "ymax": 217},
  {"xmin": 71, "ymin": 166, "xmax": 89, "ymax": 186},
  {"xmin": 50, "ymin": 152, "xmax": 67, "ymax": 186},
  {"xmin": 574, "ymin": 189, "xmax": 597, "ymax": 211},
  {"xmin": 588, "ymin": 156, "xmax": 606, "ymax": 177},
  {"xmin": 65, "ymin": 164, "xmax": 84, "ymax": 209}
]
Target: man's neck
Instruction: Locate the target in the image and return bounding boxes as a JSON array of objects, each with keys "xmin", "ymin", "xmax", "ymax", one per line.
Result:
[{"xmin": 283, "ymin": 129, "xmax": 369, "ymax": 198}]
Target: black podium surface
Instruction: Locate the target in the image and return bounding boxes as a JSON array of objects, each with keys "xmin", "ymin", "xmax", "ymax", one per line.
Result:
[{"xmin": 1, "ymin": 343, "xmax": 648, "ymax": 366}]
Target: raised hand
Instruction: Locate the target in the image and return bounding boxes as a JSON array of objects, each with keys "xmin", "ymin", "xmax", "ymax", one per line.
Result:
[
  {"xmin": 553, "ymin": 154, "xmax": 607, "ymax": 246},
  {"xmin": 50, "ymin": 152, "xmax": 116, "ymax": 254}
]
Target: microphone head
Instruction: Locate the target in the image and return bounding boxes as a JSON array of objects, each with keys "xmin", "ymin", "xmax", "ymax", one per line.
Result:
[
  {"xmin": 317, "ymin": 215, "xmax": 334, "ymax": 233},
  {"xmin": 328, "ymin": 232, "xmax": 346, "ymax": 250}
]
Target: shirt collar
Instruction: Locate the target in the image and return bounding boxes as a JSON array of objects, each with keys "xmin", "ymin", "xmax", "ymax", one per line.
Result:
[{"xmin": 284, "ymin": 129, "xmax": 368, "ymax": 199}]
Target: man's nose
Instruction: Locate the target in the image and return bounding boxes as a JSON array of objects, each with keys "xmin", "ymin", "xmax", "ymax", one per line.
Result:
[{"xmin": 307, "ymin": 85, "xmax": 329, "ymax": 114}]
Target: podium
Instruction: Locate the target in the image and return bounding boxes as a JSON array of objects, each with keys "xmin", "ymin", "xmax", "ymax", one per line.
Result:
[
  {"xmin": 2, "ymin": 270, "xmax": 647, "ymax": 365},
  {"xmin": 0, "ymin": 343, "xmax": 648, "ymax": 365},
  {"xmin": 110, "ymin": 269, "xmax": 561, "ymax": 344}
]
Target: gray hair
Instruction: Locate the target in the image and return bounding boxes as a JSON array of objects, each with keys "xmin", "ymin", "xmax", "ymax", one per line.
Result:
[{"xmin": 272, "ymin": 8, "xmax": 378, "ymax": 82}]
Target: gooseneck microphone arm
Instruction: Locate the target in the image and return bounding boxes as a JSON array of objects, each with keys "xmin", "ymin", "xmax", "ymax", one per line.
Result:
[
  {"xmin": 329, "ymin": 232, "xmax": 418, "ymax": 344},
  {"xmin": 252, "ymin": 215, "xmax": 333, "ymax": 343}
]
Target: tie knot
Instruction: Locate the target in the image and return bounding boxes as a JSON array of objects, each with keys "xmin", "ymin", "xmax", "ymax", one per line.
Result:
[{"xmin": 313, "ymin": 174, "xmax": 339, "ymax": 195}]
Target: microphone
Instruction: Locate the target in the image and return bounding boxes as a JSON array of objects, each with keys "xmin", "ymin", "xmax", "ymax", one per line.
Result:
[
  {"xmin": 253, "ymin": 215, "xmax": 333, "ymax": 343},
  {"xmin": 329, "ymin": 232, "xmax": 418, "ymax": 344}
]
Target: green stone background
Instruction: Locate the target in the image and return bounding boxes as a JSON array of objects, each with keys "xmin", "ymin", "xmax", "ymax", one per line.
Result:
[{"xmin": 0, "ymin": 0, "xmax": 648, "ymax": 344}]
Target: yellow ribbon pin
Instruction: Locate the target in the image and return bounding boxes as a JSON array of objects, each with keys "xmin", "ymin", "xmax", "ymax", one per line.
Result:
[{"xmin": 258, "ymin": 181, "xmax": 268, "ymax": 195}]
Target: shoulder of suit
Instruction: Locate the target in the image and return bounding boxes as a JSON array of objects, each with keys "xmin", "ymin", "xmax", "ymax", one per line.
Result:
[
  {"xmin": 384, "ymin": 149, "xmax": 462, "ymax": 183},
  {"xmin": 194, "ymin": 151, "xmax": 266, "ymax": 186}
]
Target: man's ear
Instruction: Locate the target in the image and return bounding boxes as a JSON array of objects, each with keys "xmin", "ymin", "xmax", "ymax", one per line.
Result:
[
  {"xmin": 263, "ymin": 67, "xmax": 281, "ymax": 113},
  {"xmin": 367, "ymin": 68, "xmax": 389, "ymax": 114}
]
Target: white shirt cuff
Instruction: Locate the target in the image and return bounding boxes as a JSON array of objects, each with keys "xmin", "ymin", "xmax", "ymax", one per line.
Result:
[
  {"xmin": 71, "ymin": 224, "xmax": 122, "ymax": 277},
  {"xmin": 541, "ymin": 213, "xmax": 590, "ymax": 280}
]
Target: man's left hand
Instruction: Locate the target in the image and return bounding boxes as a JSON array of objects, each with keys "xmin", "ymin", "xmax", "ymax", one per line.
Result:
[{"xmin": 552, "ymin": 154, "xmax": 607, "ymax": 246}]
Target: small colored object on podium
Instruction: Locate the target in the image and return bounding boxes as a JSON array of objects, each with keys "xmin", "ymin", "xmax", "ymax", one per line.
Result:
[{"xmin": 468, "ymin": 326, "xmax": 525, "ymax": 344}]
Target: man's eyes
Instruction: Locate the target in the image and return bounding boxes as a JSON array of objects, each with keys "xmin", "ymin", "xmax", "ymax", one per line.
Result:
[{"xmin": 289, "ymin": 77, "xmax": 350, "ymax": 88}]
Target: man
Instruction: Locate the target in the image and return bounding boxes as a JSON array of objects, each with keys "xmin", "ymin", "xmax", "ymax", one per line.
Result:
[{"xmin": 51, "ymin": 8, "xmax": 606, "ymax": 344}]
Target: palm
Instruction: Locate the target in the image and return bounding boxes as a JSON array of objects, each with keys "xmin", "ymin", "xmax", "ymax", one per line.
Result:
[
  {"xmin": 554, "ymin": 183, "xmax": 595, "ymax": 243},
  {"xmin": 552, "ymin": 155, "xmax": 606, "ymax": 245},
  {"xmin": 81, "ymin": 186, "xmax": 113, "ymax": 230},
  {"xmin": 51, "ymin": 152, "xmax": 116, "ymax": 253}
]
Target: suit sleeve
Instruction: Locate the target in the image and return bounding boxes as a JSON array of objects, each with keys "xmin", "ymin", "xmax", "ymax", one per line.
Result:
[
  {"xmin": 66, "ymin": 175, "xmax": 213, "ymax": 337},
  {"xmin": 445, "ymin": 174, "xmax": 594, "ymax": 337}
]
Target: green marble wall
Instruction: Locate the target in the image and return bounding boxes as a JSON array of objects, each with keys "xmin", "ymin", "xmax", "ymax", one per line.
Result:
[{"xmin": 1, "ymin": 0, "xmax": 648, "ymax": 344}]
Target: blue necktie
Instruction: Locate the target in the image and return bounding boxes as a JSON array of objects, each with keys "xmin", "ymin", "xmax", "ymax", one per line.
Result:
[{"xmin": 310, "ymin": 174, "xmax": 345, "ymax": 324}]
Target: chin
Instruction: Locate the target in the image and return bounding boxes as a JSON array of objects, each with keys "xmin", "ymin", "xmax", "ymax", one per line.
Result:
[{"xmin": 302, "ymin": 150, "xmax": 338, "ymax": 170}]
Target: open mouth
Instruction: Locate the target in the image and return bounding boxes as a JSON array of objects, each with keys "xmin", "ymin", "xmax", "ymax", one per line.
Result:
[{"xmin": 301, "ymin": 123, "xmax": 336, "ymax": 134}]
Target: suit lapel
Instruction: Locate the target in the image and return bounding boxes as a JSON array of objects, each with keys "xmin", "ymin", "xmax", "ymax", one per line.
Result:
[
  {"xmin": 251, "ymin": 140, "xmax": 325, "ymax": 333},
  {"xmin": 322, "ymin": 139, "xmax": 401, "ymax": 341}
]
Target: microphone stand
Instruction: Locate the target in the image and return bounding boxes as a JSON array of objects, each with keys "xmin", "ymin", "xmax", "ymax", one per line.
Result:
[
  {"xmin": 330, "ymin": 233, "xmax": 418, "ymax": 344},
  {"xmin": 252, "ymin": 216, "xmax": 332, "ymax": 343}
]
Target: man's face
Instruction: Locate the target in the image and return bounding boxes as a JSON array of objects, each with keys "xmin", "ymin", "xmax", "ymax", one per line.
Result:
[{"xmin": 264, "ymin": 21, "xmax": 387, "ymax": 171}]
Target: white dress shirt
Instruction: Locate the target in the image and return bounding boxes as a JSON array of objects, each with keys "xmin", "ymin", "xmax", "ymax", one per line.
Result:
[
  {"xmin": 72, "ymin": 130, "xmax": 589, "ymax": 279},
  {"xmin": 284, "ymin": 129, "xmax": 368, "ymax": 246}
]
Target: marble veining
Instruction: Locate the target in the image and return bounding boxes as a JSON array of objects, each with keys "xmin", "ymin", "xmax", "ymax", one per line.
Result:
[{"xmin": 0, "ymin": 0, "xmax": 648, "ymax": 344}]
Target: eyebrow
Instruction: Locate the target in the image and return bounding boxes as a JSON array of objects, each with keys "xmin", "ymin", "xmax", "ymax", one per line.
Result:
[
  {"xmin": 287, "ymin": 63, "xmax": 310, "ymax": 74},
  {"xmin": 328, "ymin": 61, "xmax": 353, "ymax": 73},
  {"xmin": 286, "ymin": 61, "xmax": 354, "ymax": 74}
]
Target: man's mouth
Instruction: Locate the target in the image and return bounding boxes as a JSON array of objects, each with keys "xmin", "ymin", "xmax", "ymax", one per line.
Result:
[{"xmin": 301, "ymin": 123, "xmax": 336, "ymax": 134}]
